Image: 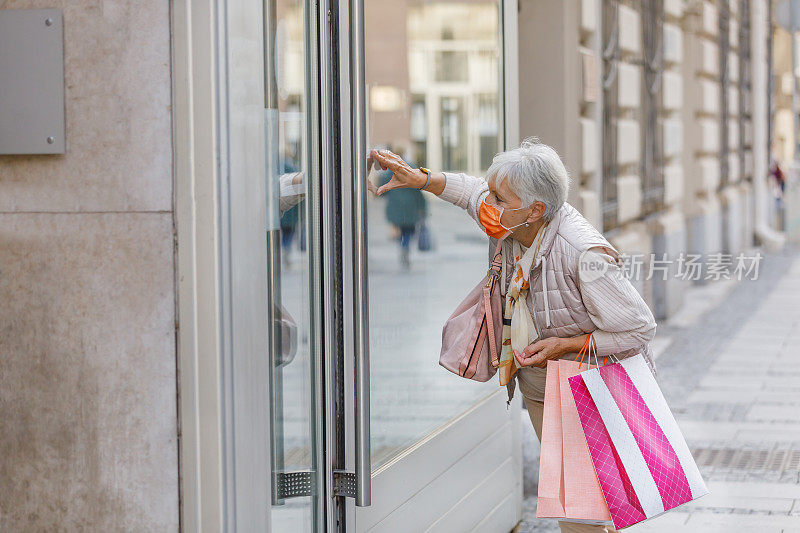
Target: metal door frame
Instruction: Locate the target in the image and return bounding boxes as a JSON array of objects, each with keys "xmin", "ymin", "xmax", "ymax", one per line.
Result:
[{"xmin": 174, "ymin": 0, "xmax": 330, "ymax": 529}]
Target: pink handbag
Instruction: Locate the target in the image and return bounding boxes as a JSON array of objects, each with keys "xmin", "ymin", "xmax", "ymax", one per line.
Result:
[{"xmin": 439, "ymin": 240, "xmax": 503, "ymax": 381}]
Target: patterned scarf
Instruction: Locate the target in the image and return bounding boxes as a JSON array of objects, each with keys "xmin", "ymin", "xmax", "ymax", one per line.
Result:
[{"xmin": 498, "ymin": 221, "xmax": 550, "ymax": 386}]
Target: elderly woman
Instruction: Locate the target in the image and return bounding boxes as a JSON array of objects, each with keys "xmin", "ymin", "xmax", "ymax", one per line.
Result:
[{"xmin": 370, "ymin": 137, "xmax": 656, "ymax": 533}]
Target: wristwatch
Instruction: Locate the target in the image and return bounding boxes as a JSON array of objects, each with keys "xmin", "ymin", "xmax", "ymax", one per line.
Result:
[{"xmin": 419, "ymin": 167, "xmax": 432, "ymax": 191}]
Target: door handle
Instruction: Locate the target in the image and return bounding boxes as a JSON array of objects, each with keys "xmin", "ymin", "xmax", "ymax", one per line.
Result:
[
  {"xmin": 265, "ymin": 0, "xmax": 284, "ymax": 504},
  {"xmin": 350, "ymin": 0, "xmax": 371, "ymax": 508}
]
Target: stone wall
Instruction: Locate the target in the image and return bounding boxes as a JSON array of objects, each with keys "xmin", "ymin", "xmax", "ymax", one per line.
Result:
[{"xmin": 0, "ymin": 1, "xmax": 178, "ymax": 530}]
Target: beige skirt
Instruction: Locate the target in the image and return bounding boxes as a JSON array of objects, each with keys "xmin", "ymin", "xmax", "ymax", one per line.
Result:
[{"xmin": 515, "ymin": 365, "xmax": 548, "ymax": 403}]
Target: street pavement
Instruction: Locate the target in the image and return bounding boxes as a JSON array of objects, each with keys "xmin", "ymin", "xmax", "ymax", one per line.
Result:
[{"xmin": 518, "ymin": 245, "xmax": 800, "ymax": 532}]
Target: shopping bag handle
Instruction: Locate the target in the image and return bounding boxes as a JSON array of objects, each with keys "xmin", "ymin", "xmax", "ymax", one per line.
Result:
[
  {"xmin": 575, "ymin": 333, "xmax": 609, "ymax": 369},
  {"xmin": 575, "ymin": 333, "xmax": 594, "ymax": 369}
]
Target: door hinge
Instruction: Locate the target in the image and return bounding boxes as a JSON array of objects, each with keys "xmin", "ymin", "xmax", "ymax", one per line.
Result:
[
  {"xmin": 333, "ymin": 469, "xmax": 357, "ymax": 498},
  {"xmin": 275, "ymin": 470, "xmax": 315, "ymax": 499}
]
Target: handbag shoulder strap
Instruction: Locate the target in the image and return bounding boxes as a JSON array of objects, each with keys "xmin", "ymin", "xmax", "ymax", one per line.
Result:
[{"xmin": 484, "ymin": 239, "xmax": 503, "ymax": 366}]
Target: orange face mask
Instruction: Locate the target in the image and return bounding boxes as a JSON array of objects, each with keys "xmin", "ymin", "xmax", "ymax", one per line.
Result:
[{"xmin": 478, "ymin": 198, "xmax": 530, "ymax": 240}]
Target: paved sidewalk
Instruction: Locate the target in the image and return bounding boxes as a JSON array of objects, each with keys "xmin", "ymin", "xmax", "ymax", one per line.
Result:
[{"xmin": 519, "ymin": 246, "xmax": 800, "ymax": 533}]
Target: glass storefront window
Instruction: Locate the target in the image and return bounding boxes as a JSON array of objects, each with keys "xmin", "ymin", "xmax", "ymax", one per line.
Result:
[
  {"xmin": 265, "ymin": 0, "xmax": 318, "ymax": 530},
  {"xmin": 365, "ymin": 0, "xmax": 504, "ymax": 469}
]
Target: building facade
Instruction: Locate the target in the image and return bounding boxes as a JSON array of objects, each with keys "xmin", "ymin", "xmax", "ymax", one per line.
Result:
[
  {"xmin": 519, "ymin": 0, "xmax": 779, "ymax": 322},
  {"xmin": 0, "ymin": 0, "xmax": 784, "ymax": 531}
]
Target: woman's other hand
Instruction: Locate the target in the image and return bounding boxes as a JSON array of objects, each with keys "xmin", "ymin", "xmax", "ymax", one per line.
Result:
[
  {"xmin": 370, "ymin": 149, "xmax": 427, "ymax": 194},
  {"xmin": 514, "ymin": 337, "xmax": 570, "ymax": 368}
]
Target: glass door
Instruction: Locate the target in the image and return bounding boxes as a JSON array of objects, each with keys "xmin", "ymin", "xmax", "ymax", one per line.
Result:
[
  {"xmin": 261, "ymin": 0, "xmax": 325, "ymax": 530},
  {"xmin": 338, "ymin": 0, "xmax": 524, "ymax": 530},
  {"xmin": 364, "ymin": 0, "xmax": 504, "ymax": 471},
  {"xmin": 220, "ymin": 0, "xmax": 518, "ymax": 529}
]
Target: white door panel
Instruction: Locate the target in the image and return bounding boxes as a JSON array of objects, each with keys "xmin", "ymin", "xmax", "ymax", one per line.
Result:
[{"xmin": 360, "ymin": 391, "xmax": 521, "ymax": 533}]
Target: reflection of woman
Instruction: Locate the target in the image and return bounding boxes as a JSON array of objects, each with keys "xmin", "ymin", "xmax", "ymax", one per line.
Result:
[
  {"xmin": 273, "ymin": 169, "xmax": 306, "ymax": 366},
  {"xmin": 279, "ymin": 161, "xmax": 303, "ymax": 265},
  {"xmin": 371, "ymin": 137, "xmax": 656, "ymax": 533}
]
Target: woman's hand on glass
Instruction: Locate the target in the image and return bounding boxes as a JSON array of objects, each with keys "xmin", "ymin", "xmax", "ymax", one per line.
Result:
[
  {"xmin": 513, "ymin": 337, "xmax": 569, "ymax": 368},
  {"xmin": 369, "ymin": 149, "xmax": 427, "ymax": 195}
]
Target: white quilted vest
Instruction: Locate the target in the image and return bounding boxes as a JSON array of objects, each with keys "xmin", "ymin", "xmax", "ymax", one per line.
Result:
[{"xmin": 490, "ymin": 202, "xmax": 656, "ymax": 403}]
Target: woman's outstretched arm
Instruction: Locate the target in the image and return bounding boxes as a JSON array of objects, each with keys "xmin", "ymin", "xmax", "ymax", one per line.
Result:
[
  {"xmin": 370, "ymin": 149, "xmax": 488, "ymax": 223},
  {"xmin": 279, "ymin": 171, "xmax": 305, "ymax": 213}
]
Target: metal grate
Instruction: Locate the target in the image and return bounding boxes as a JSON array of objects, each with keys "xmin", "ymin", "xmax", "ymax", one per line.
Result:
[
  {"xmin": 692, "ymin": 446, "xmax": 800, "ymax": 473},
  {"xmin": 640, "ymin": 0, "xmax": 665, "ymax": 215},
  {"xmin": 739, "ymin": 0, "xmax": 752, "ymax": 181},
  {"xmin": 787, "ymin": 450, "xmax": 800, "ymax": 471},
  {"xmin": 333, "ymin": 469, "xmax": 357, "ymax": 498},
  {"xmin": 601, "ymin": 0, "xmax": 621, "ymax": 230},
  {"xmin": 276, "ymin": 470, "xmax": 316, "ymax": 499},
  {"xmin": 719, "ymin": 1, "xmax": 730, "ymax": 189}
]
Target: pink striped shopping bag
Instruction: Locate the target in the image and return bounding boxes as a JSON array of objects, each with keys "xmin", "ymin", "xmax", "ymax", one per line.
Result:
[
  {"xmin": 536, "ymin": 359, "xmax": 612, "ymax": 525},
  {"xmin": 568, "ymin": 353, "xmax": 709, "ymax": 529}
]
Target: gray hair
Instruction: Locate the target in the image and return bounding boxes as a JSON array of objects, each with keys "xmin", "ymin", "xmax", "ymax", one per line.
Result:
[{"xmin": 486, "ymin": 136, "xmax": 570, "ymax": 219}]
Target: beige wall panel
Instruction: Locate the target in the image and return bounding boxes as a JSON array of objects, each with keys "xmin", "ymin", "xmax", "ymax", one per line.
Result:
[
  {"xmin": 0, "ymin": 213, "xmax": 178, "ymax": 530},
  {"xmin": 662, "ymin": 71, "xmax": 683, "ymax": 110},
  {"xmin": 0, "ymin": 1, "xmax": 177, "ymax": 529},
  {"xmin": 699, "ymin": 118, "xmax": 720, "ymax": 154},
  {"xmin": 700, "ymin": 78, "xmax": 720, "ymax": 115},
  {"xmin": 616, "ymin": 174, "xmax": 642, "ymax": 223},
  {"xmin": 728, "ymin": 151, "xmax": 740, "ymax": 183},
  {"xmin": 607, "ymin": 223, "xmax": 652, "ymax": 303},
  {"xmin": 663, "ymin": 164, "xmax": 684, "ymax": 206},
  {"xmin": 780, "ymin": 71, "xmax": 794, "ymax": 96},
  {"xmin": 662, "ymin": 118, "xmax": 683, "ymax": 158},
  {"xmin": 617, "ymin": 62, "xmax": 640, "ymax": 109},
  {"xmin": 700, "ymin": 40, "xmax": 719, "ymax": 77},
  {"xmin": 618, "ymin": 5, "xmax": 640, "ymax": 55},
  {"xmin": 701, "ymin": 2, "xmax": 718, "ymax": 37},
  {"xmin": 699, "ymin": 156, "xmax": 721, "ymax": 193},
  {"xmin": 743, "ymin": 119, "xmax": 753, "ymax": 146},
  {"xmin": 664, "ymin": 0, "xmax": 683, "ymax": 18},
  {"xmin": 617, "ymin": 119, "xmax": 640, "ymax": 165},
  {"xmin": 663, "ymin": 23, "xmax": 683, "ymax": 64},
  {"xmin": 580, "ymin": 0, "xmax": 597, "ymax": 33},
  {"xmin": 517, "ymin": 0, "xmax": 581, "ymax": 191},
  {"xmin": 0, "ymin": 1, "xmax": 172, "ymax": 213},
  {"xmin": 578, "ymin": 189, "xmax": 600, "ymax": 229},
  {"xmin": 580, "ymin": 118, "xmax": 598, "ymax": 174}
]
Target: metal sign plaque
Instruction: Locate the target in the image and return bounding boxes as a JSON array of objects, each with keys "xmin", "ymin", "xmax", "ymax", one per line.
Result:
[{"xmin": 0, "ymin": 9, "xmax": 65, "ymax": 154}]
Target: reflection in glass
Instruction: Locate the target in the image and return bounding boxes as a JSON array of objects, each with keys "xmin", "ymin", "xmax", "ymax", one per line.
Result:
[
  {"xmin": 266, "ymin": 0, "xmax": 316, "ymax": 530},
  {"xmin": 365, "ymin": 0, "xmax": 504, "ymax": 469}
]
